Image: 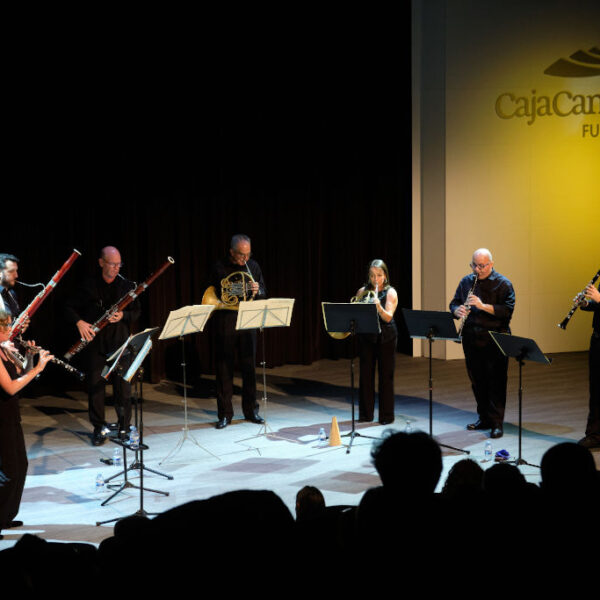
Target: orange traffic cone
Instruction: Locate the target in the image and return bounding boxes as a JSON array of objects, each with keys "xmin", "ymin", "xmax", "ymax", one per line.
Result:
[{"xmin": 328, "ymin": 416, "xmax": 342, "ymax": 446}]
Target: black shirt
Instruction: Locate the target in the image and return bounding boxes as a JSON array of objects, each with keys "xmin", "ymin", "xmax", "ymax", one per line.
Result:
[
  {"xmin": 64, "ymin": 273, "xmax": 141, "ymax": 355},
  {"xmin": 449, "ymin": 270, "xmax": 515, "ymax": 334}
]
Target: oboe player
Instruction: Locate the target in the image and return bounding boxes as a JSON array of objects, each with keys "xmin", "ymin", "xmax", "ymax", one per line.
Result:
[
  {"xmin": 450, "ymin": 249, "xmax": 515, "ymax": 439},
  {"xmin": 64, "ymin": 247, "xmax": 140, "ymax": 446},
  {"xmin": 578, "ymin": 277, "xmax": 600, "ymax": 449},
  {"xmin": 0, "ymin": 310, "xmax": 53, "ymax": 539}
]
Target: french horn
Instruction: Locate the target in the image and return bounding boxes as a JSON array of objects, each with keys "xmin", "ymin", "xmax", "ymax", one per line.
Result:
[{"xmin": 202, "ymin": 271, "xmax": 256, "ymax": 311}]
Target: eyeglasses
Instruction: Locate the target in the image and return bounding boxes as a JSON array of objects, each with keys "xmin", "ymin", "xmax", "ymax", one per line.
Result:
[
  {"xmin": 232, "ymin": 250, "xmax": 252, "ymax": 259},
  {"xmin": 103, "ymin": 261, "xmax": 124, "ymax": 268},
  {"xmin": 470, "ymin": 262, "xmax": 491, "ymax": 270}
]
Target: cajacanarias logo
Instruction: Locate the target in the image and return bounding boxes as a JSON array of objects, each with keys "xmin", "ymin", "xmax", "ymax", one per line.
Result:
[
  {"xmin": 495, "ymin": 46, "xmax": 599, "ymax": 134},
  {"xmin": 544, "ymin": 47, "xmax": 600, "ymax": 78}
]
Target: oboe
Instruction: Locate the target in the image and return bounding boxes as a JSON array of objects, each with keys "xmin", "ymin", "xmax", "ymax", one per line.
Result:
[{"xmin": 558, "ymin": 269, "xmax": 600, "ymax": 330}]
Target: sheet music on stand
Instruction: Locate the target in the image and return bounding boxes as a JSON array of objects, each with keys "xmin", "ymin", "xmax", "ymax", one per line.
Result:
[
  {"xmin": 235, "ymin": 297, "xmax": 295, "ymax": 447},
  {"xmin": 158, "ymin": 304, "xmax": 215, "ymax": 340},
  {"xmin": 236, "ymin": 298, "xmax": 295, "ymax": 330},
  {"xmin": 157, "ymin": 304, "xmax": 220, "ymax": 463},
  {"xmin": 102, "ymin": 328, "xmax": 159, "ymax": 381}
]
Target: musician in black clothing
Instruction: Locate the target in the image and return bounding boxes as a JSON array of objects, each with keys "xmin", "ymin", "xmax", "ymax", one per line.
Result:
[
  {"xmin": 0, "ymin": 310, "xmax": 52, "ymax": 539},
  {"xmin": 0, "ymin": 254, "xmax": 22, "ymax": 319},
  {"xmin": 356, "ymin": 259, "xmax": 399, "ymax": 425},
  {"xmin": 450, "ymin": 248, "xmax": 515, "ymax": 439},
  {"xmin": 578, "ymin": 278, "xmax": 600, "ymax": 449},
  {"xmin": 64, "ymin": 247, "xmax": 140, "ymax": 446},
  {"xmin": 209, "ymin": 234, "xmax": 266, "ymax": 429}
]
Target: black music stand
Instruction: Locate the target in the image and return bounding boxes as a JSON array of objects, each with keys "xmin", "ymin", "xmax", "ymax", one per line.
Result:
[
  {"xmin": 322, "ymin": 301, "xmax": 381, "ymax": 454},
  {"xmin": 490, "ymin": 332, "xmax": 552, "ymax": 469},
  {"xmin": 235, "ymin": 298, "xmax": 295, "ymax": 446},
  {"xmin": 158, "ymin": 304, "xmax": 219, "ymax": 463},
  {"xmin": 402, "ymin": 308, "xmax": 470, "ymax": 455},
  {"xmin": 96, "ymin": 328, "xmax": 170, "ymax": 525}
]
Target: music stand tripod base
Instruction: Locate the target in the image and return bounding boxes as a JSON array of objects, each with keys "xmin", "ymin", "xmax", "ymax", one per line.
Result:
[{"xmin": 402, "ymin": 308, "xmax": 470, "ymax": 456}]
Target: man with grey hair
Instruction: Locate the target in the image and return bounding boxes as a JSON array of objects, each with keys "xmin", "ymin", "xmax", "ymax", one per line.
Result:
[
  {"xmin": 450, "ymin": 248, "xmax": 515, "ymax": 439},
  {"xmin": 208, "ymin": 234, "xmax": 266, "ymax": 429}
]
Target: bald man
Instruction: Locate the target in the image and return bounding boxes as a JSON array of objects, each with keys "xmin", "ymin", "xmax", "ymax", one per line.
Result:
[
  {"xmin": 450, "ymin": 249, "xmax": 515, "ymax": 439},
  {"xmin": 64, "ymin": 247, "xmax": 141, "ymax": 446}
]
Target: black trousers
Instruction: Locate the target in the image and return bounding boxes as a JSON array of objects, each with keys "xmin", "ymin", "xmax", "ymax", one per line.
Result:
[
  {"xmin": 0, "ymin": 409, "xmax": 27, "ymax": 529},
  {"xmin": 462, "ymin": 333, "xmax": 508, "ymax": 427},
  {"xmin": 585, "ymin": 333, "xmax": 600, "ymax": 437},
  {"xmin": 358, "ymin": 336, "xmax": 397, "ymax": 423},
  {"xmin": 214, "ymin": 313, "xmax": 258, "ymax": 421},
  {"xmin": 85, "ymin": 349, "xmax": 132, "ymax": 431}
]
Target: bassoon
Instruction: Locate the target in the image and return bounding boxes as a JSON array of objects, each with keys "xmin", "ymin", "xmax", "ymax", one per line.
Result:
[
  {"xmin": 64, "ymin": 256, "xmax": 175, "ymax": 360},
  {"xmin": 9, "ymin": 249, "xmax": 81, "ymax": 341}
]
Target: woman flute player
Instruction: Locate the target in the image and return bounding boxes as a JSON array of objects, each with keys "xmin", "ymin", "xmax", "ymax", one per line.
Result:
[
  {"xmin": 356, "ymin": 260, "xmax": 399, "ymax": 425},
  {"xmin": 0, "ymin": 309, "xmax": 53, "ymax": 539}
]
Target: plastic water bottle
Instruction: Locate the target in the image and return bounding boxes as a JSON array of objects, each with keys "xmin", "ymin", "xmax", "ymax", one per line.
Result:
[
  {"xmin": 129, "ymin": 425, "xmax": 140, "ymax": 450},
  {"xmin": 405, "ymin": 420, "xmax": 412, "ymax": 433},
  {"xmin": 95, "ymin": 473, "xmax": 105, "ymax": 491},
  {"xmin": 484, "ymin": 440, "xmax": 493, "ymax": 461},
  {"xmin": 318, "ymin": 427, "xmax": 326, "ymax": 445},
  {"xmin": 113, "ymin": 447, "xmax": 122, "ymax": 467}
]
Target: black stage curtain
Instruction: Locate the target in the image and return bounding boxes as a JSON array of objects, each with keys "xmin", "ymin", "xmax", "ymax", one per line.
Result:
[{"xmin": 5, "ymin": 20, "xmax": 412, "ymax": 388}]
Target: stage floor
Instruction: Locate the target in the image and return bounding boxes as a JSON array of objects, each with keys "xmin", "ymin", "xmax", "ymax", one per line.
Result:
[{"xmin": 1, "ymin": 351, "xmax": 597, "ymax": 549}]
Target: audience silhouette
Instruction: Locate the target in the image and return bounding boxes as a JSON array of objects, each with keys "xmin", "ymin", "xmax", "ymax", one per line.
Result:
[{"xmin": 0, "ymin": 434, "xmax": 598, "ymax": 593}]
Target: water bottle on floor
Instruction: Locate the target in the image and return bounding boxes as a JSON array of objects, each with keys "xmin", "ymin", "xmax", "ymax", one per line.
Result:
[
  {"xmin": 484, "ymin": 440, "xmax": 493, "ymax": 461},
  {"xmin": 95, "ymin": 473, "xmax": 105, "ymax": 491}
]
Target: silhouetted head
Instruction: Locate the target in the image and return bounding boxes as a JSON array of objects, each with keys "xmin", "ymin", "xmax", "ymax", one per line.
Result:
[
  {"xmin": 295, "ymin": 485, "xmax": 326, "ymax": 521},
  {"xmin": 371, "ymin": 430, "xmax": 443, "ymax": 496},
  {"xmin": 540, "ymin": 442, "xmax": 599, "ymax": 498},
  {"xmin": 441, "ymin": 458, "xmax": 484, "ymax": 498},
  {"xmin": 483, "ymin": 462, "xmax": 527, "ymax": 496}
]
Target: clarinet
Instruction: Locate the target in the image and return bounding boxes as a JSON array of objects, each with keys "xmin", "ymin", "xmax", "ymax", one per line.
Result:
[
  {"xmin": 558, "ymin": 269, "xmax": 600, "ymax": 330},
  {"xmin": 64, "ymin": 257, "xmax": 175, "ymax": 360},
  {"xmin": 457, "ymin": 274, "xmax": 479, "ymax": 339}
]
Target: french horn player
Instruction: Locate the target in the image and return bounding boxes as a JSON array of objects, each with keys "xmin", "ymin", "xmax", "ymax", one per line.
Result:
[
  {"xmin": 205, "ymin": 234, "xmax": 266, "ymax": 430},
  {"xmin": 356, "ymin": 259, "xmax": 398, "ymax": 425}
]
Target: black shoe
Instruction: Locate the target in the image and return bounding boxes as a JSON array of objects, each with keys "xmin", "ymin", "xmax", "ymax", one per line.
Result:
[
  {"xmin": 216, "ymin": 417, "xmax": 232, "ymax": 430},
  {"xmin": 578, "ymin": 434, "xmax": 600, "ymax": 449},
  {"xmin": 92, "ymin": 432, "xmax": 106, "ymax": 446},
  {"xmin": 92, "ymin": 429, "xmax": 107, "ymax": 446},
  {"xmin": 246, "ymin": 414, "xmax": 265, "ymax": 424},
  {"xmin": 379, "ymin": 419, "xmax": 395, "ymax": 425},
  {"xmin": 5, "ymin": 520, "xmax": 23, "ymax": 528},
  {"xmin": 467, "ymin": 420, "xmax": 490, "ymax": 431},
  {"xmin": 490, "ymin": 427, "xmax": 504, "ymax": 439}
]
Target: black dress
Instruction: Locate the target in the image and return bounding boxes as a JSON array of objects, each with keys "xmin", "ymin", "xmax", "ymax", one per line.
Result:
[{"xmin": 0, "ymin": 356, "xmax": 27, "ymax": 531}]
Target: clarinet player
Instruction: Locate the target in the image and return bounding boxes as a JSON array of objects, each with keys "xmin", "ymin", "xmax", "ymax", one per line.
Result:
[
  {"xmin": 450, "ymin": 248, "xmax": 515, "ymax": 439},
  {"xmin": 578, "ymin": 275, "xmax": 600, "ymax": 449}
]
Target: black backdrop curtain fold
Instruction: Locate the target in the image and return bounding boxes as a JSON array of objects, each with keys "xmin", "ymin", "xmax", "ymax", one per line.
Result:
[{"xmin": 5, "ymin": 20, "xmax": 412, "ymax": 389}]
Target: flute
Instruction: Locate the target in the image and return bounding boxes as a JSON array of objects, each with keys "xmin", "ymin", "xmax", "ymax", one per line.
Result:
[{"xmin": 2, "ymin": 340, "xmax": 85, "ymax": 380}]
